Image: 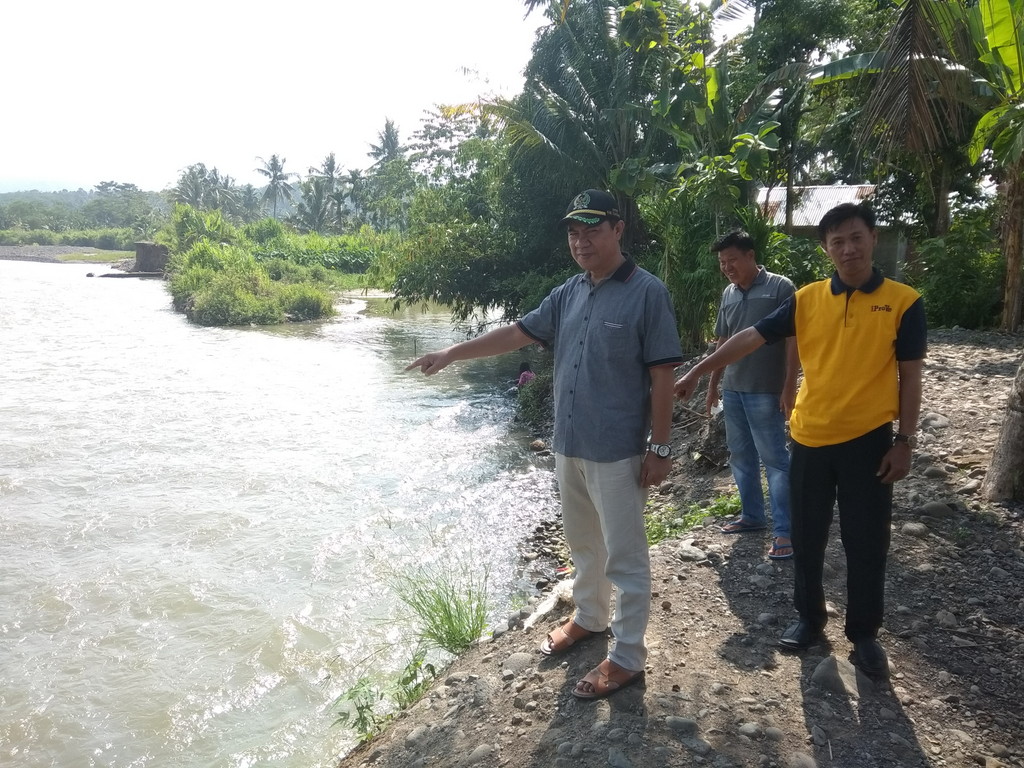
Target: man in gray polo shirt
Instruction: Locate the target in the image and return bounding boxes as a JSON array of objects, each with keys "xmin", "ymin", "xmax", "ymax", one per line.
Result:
[
  {"xmin": 706, "ymin": 231, "xmax": 796, "ymax": 560},
  {"xmin": 407, "ymin": 189, "xmax": 682, "ymax": 700}
]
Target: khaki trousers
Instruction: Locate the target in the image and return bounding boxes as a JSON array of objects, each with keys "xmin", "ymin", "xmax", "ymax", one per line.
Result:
[{"xmin": 555, "ymin": 453, "xmax": 650, "ymax": 672}]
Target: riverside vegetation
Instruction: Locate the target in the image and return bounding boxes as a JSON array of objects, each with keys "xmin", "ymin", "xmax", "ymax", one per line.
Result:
[{"xmin": 160, "ymin": 206, "xmax": 379, "ymax": 326}]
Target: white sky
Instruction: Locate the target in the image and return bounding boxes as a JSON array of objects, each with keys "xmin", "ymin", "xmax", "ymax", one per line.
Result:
[{"xmin": 1, "ymin": 1, "xmax": 546, "ymax": 193}]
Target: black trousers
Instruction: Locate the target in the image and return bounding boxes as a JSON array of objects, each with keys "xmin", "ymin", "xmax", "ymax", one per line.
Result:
[{"xmin": 790, "ymin": 424, "xmax": 893, "ymax": 642}]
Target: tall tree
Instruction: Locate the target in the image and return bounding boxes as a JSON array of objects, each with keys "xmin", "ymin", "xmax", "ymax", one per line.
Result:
[
  {"xmin": 292, "ymin": 176, "xmax": 333, "ymax": 233},
  {"xmin": 172, "ymin": 164, "xmax": 211, "ymax": 209},
  {"xmin": 368, "ymin": 119, "xmax": 404, "ymax": 166},
  {"xmin": 361, "ymin": 121, "xmax": 416, "ymax": 231},
  {"xmin": 719, "ymin": 0, "xmax": 855, "ymax": 231},
  {"xmin": 960, "ymin": 0, "xmax": 1024, "ymax": 332},
  {"xmin": 309, "ymin": 153, "xmax": 341, "ymax": 194},
  {"xmin": 494, "ymin": 0, "xmax": 687, "ymax": 250},
  {"xmin": 818, "ymin": 0, "xmax": 1023, "ymax": 329},
  {"xmin": 236, "ymin": 184, "xmax": 263, "ymax": 224},
  {"xmin": 983, "ymin": 357, "xmax": 1024, "ymax": 501},
  {"xmin": 255, "ymin": 154, "xmax": 297, "ymax": 219}
]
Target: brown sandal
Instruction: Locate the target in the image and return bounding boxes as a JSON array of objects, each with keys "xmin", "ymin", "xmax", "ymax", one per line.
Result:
[
  {"xmin": 572, "ymin": 659, "xmax": 645, "ymax": 700},
  {"xmin": 539, "ymin": 620, "xmax": 601, "ymax": 656}
]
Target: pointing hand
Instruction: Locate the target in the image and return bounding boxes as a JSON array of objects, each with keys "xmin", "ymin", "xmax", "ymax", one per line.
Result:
[{"xmin": 405, "ymin": 351, "xmax": 452, "ymax": 376}]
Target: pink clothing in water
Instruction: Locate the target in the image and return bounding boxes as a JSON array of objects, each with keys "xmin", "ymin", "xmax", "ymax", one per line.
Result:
[{"xmin": 518, "ymin": 370, "xmax": 536, "ymax": 387}]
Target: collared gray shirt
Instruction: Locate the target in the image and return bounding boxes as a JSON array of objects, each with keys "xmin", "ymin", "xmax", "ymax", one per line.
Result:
[
  {"xmin": 517, "ymin": 259, "xmax": 683, "ymax": 462},
  {"xmin": 714, "ymin": 267, "xmax": 795, "ymax": 393}
]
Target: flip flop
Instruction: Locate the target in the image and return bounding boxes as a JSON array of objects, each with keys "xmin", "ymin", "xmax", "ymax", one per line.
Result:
[
  {"xmin": 572, "ymin": 660, "xmax": 645, "ymax": 700},
  {"xmin": 720, "ymin": 517, "xmax": 767, "ymax": 534},
  {"xmin": 768, "ymin": 538, "xmax": 794, "ymax": 560},
  {"xmin": 540, "ymin": 620, "xmax": 601, "ymax": 656}
]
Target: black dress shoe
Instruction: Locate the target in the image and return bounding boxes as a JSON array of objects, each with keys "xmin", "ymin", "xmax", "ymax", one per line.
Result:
[
  {"xmin": 853, "ymin": 638, "xmax": 889, "ymax": 676},
  {"xmin": 778, "ymin": 620, "xmax": 824, "ymax": 650}
]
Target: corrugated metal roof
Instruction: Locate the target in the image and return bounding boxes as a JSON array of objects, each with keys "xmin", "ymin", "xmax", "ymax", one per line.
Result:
[{"xmin": 755, "ymin": 185, "xmax": 876, "ymax": 228}]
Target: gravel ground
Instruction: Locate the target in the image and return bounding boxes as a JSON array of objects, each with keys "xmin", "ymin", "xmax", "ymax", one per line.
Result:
[{"xmin": 340, "ymin": 329, "xmax": 1024, "ymax": 768}]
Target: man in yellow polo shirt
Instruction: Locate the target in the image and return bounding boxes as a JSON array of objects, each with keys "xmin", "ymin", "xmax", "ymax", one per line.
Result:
[{"xmin": 674, "ymin": 203, "xmax": 926, "ymax": 677}]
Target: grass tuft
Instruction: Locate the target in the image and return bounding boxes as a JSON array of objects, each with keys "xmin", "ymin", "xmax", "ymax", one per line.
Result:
[
  {"xmin": 334, "ymin": 558, "xmax": 486, "ymax": 744},
  {"xmin": 388, "ymin": 560, "xmax": 489, "ymax": 655},
  {"xmin": 646, "ymin": 491, "xmax": 741, "ymax": 546}
]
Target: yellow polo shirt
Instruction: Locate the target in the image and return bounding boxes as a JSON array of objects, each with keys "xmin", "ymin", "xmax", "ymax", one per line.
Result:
[{"xmin": 755, "ymin": 269, "xmax": 927, "ymax": 448}]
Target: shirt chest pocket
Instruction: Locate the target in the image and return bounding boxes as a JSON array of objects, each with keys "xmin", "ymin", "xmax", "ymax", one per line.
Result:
[{"xmin": 594, "ymin": 320, "xmax": 633, "ymax": 359}]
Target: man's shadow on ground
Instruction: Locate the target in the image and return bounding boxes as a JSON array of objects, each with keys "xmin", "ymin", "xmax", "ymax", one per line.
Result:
[{"xmin": 713, "ymin": 526, "xmax": 937, "ymax": 767}]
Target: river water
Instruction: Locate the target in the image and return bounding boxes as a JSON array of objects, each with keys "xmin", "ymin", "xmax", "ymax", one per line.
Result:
[{"xmin": 0, "ymin": 260, "xmax": 557, "ymax": 767}]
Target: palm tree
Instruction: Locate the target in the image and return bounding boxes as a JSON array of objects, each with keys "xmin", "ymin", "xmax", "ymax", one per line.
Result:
[
  {"xmin": 492, "ymin": 0, "xmax": 684, "ymax": 250},
  {"xmin": 172, "ymin": 163, "xmax": 210, "ymax": 209},
  {"xmin": 237, "ymin": 184, "xmax": 263, "ymax": 224},
  {"xmin": 204, "ymin": 168, "xmax": 238, "ymax": 213},
  {"xmin": 292, "ymin": 177, "xmax": 333, "ymax": 233},
  {"xmin": 255, "ymin": 154, "xmax": 297, "ymax": 219},
  {"xmin": 309, "ymin": 153, "xmax": 341, "ymax": 194},
  {"xmin": 368, "ymin": 119, "xmax": 404, "ymax": 166}
]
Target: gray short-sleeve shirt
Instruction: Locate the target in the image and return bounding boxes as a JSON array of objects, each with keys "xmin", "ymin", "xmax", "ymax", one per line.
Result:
[
  {"xmin": 714, "ymin": 267, "xmax": 795, "ymax": 393},
  {"xmin": 517, "ymin": 260, "xmax": 683, "ymax": 462}
]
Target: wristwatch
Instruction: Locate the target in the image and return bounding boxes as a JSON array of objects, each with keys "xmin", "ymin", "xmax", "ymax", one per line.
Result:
[
  {"xmin": 648, "ymin": 442, "xmax": 672, "ymax": 458},
  {"xmin": 894, "ymin": 432, "xmax": 918, "ymax": 449}
]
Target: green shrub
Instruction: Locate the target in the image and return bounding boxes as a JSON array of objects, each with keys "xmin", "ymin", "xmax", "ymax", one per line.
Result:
[
  {"xmin": 334, "ymin": 650, "xmax": 437, "ymax": 744},
  {"xmin": 262, "ymin": 257, "xmax": 303, "ymax": 282},
  {"xmin": 733, "ymin": 206, "xmax": 831, "ymax": 288},
  {"xmin": 516, "ymin": 366, "xmax": 553, "ymax": 431},
  {"xmin": 167, "ymin": 240, "xmax": 339, "ymax": 326},
  {"xmin": 908, "ymin": 207, "xmax": 1002, "ymax": 329},
  {"xmin": 188, "ymin": 270, "xmax": 284, "ymax": 326},
  {"xmin": 95, "ymin": 232, "xmax": 122, "ymax": 250},
  {"xmin": 171, "ymin": 241, "xmax": 250, "ymax": 273},
  {"xmin": 242, "ymin": 217, "xmax": 286, "ymax": 245},
  {"xmin": 168, "ymin": 204, "xmax": 236, "ymax": 252},
  {"xmin": 168, "ymin": 265, "xmax": 216, "ymax": 312},
  {"xmin": 335, "ymin": 677, "xmax": 389, "ymax": 743},
  {"xmin": 31, "ymin": 230, "xmax": 59, "ymax": 245},
  {"xmin": 0, "ymin": 227, "xmax": 135, "ymax": 249},
  {"xmin": 277, "ymin": 283, "xmax": 335, "ymax": 320}
]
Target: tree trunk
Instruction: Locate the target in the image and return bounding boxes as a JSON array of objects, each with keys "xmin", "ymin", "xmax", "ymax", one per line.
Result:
[
  {"xmin": 784, "ymin": 153, "xmax": 795, "ymax": 235},
  {"xmin": 999, "ymin": 158, "xmax": 1024, "ymax": 332},
  {"xmin": 982, "ymin": 356, "xmax": 1024, "ymax": 501},
  {"xmin": 932, "ymin": 161, "xmax": 951, "ymax": 237}
]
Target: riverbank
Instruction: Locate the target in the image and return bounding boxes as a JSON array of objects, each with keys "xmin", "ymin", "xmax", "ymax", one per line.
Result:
[
  {"xmin": 339, "ymin": 328, "xmax": 1024, "ymax": 768},
  {"xmin": 0, "ymin": 244, "xmax": 99, "ymax": 262}
]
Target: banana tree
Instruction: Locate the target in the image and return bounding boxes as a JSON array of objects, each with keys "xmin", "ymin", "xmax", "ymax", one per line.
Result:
[
  {"xmin": 961, "ymin": 0, "xmax": 1024, "ymax": 332},
  {"xmin": 811, "ymin": 0, "xmax": 1024, "ymax": 331},
  {"xmin": 967, "ymin": 0, "xmax": 1024, "ymax": 501}
]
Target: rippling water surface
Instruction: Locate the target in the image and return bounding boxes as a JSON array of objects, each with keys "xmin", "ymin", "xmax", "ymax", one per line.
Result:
[{"xmin": 0, "ymin": 260, "xmax": 556, "ymax": 767}]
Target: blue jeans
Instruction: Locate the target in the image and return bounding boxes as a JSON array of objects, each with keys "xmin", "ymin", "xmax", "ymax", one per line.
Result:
[{"xmin": 722, "ymin": 390, "xmax": 792, "ymax": 538}]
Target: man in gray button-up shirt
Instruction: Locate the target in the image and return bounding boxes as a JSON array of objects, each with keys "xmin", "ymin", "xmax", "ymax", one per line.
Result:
[
  {"xmin": 407, "ymin": 189, "xmax": 682, "ymax": 700},
  {"xmin": 705, "ymin": 231, "xmax": 796, "ymax": 561}
]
